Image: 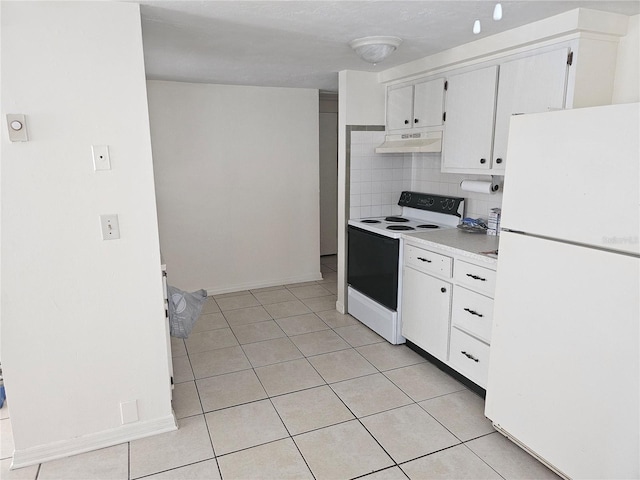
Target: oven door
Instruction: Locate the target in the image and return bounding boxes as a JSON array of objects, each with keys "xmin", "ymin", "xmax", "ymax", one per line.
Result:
[{"xmin": 347, "ymin": 225, "xmax": 399, "ymax": 311}]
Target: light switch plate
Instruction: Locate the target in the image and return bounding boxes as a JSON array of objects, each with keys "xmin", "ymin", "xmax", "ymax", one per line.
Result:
[
  {"xmin": 7, "ymin": 114, "xmax": 29, "ymax": 142},
  {"xmin": 92, "ymin": 145, "xmax": 111, "ymax": 171},
  {"xmin": 100, "ymin": 214, "xmax": 120, "ymax": 240}
]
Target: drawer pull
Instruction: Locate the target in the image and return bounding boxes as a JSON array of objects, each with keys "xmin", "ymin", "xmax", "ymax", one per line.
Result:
[
  {"xmin": 417, "ymin": 257, "xmax": 432, "ymax": 263},
  {"xmin": 461, "ymin": 351, "xmax": 479, "ymax": 362},
  {"xmin": 463, "ymin": 307, "xmax": 483, "ymax": 317},
  {"xmin": 466, "ymin": 273, "xmax": 486, "ymax": 282}
]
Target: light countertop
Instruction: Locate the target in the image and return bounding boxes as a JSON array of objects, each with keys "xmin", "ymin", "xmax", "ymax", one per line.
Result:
[{"xmin": 403, "ymin": 228, "xmax": 500, "ymax": 267}]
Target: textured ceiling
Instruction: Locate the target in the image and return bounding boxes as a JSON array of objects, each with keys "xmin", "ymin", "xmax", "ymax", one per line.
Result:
[{"xmin": 137, "ymin": 1, "xmax": 640, "ymax": 92}]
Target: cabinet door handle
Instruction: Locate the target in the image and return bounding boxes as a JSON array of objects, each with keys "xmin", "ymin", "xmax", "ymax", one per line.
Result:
[
  {"xmin": 404, "ymin": 119, "xmax": 410, "ymax": 125},
  {"xmin": 417, "ymin": 257, "xmax": 431, "ymax": 263},
  {"xmin": 495, "ymin": 158, "xmax": 503, "ymax": 164},
  {"xmin": 440, "ymin": 287, "xmax": 447, "ymax": 293},
  {"xmin": 464, "ymin": 307, "xmax": 483, "ymax": 317},
  {"xmin": 480, "ymin": 158, "xmax": 487, "ymax": 164},
  {"xmin": 414, "ymin": 118, "xmax": 419, "ymax": 124},
  {"xmin": 461, "ymin": 351, "xmax": 479, "ymax": 362},
  {"xmin": 466, "ymin": 273, "xmax": 486, "ymax": 282}
]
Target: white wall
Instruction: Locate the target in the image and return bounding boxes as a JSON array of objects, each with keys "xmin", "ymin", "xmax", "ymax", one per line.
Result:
[
  {"xmin": 613, "ymin": 14, "xmax": 640, "ymax": 104},
  {"xmin": 147, "ymin": 81, "xmax": 320, "ymax": 294},
  {"xmin": 339, "ymin": 71, "xmax": 386, "ymax": 126},
  {"xmin": 337, "ymin": 71, "xmax": 386, "ymax": 312},
  {"xmin": 0, "ymin": 2, "xmax": 174, "ymax": 467}
]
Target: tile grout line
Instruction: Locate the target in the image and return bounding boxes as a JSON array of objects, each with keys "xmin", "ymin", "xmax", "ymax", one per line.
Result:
[
  {"xmin": 459, "ymin": 435, "xmax": 508, "ymax": 480},
  {"xmin": 172, "ymin": 269, "xmax": 518, "ymax": 480},
  {"xmin": 264, "ymin": 396, "xmax": 317, "ymax": 480}
]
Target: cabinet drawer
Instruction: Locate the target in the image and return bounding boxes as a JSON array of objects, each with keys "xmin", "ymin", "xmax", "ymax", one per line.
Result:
[
  {"xmin": 454, "ymin": 260, "xmax": 496, "ymax": 297},
  {"xmin": 405, "ymin": 244, "xmax": 452, "ymax": 277},
  {"xmin": 449, "ymin": 327, "xmax": 490, "ymax": 388},
  {"xmin": 452, "ymin": 287, "xmax": 494, "ymax": 343}
]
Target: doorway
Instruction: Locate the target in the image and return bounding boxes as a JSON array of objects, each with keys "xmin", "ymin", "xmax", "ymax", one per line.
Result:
[{"xmin": 319, "ymin": 94, "xmax": 338, "ymax": 256}]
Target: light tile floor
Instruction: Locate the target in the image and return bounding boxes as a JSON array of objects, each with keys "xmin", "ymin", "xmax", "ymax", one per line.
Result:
[{"xmin": 0, "ymin": 255, "xmax": 561, "ymax": 480}]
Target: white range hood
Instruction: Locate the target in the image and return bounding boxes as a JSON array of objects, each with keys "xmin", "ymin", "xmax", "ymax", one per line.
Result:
[{"xmin": 375, "ymin": 130, "xmax": 442, "ymax": 154}]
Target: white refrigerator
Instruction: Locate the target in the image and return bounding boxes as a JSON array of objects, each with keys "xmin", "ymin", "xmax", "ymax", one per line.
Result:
[{"xmin": 485, "ymin": 103, "xmax": 639, "ymax": 479}]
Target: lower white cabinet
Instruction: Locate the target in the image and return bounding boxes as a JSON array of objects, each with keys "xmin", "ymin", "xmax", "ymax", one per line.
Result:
[
  {"xmin": 449, "ymin": 327, "xmax": 491, "ymax": 387},
  {"xmin": 402, "ymin": 266, "xmax": 452, "ymax": 362},
  {"xmin": 401, "ymin": 241, "xmax": 497, "ymax": 388},
  {"xmin": 451, "ymin": 287, "xmax": 493, "ymax": 344}
]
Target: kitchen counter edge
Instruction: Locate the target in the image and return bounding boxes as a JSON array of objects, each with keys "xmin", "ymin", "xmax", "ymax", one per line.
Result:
[{"xmin": 402, "ymin": 229, "xmax": 499, "ymax": 268}]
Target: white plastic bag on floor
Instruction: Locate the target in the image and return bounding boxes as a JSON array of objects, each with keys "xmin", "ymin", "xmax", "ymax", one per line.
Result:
[{"xmin": 167, "ymin": 285, "xmax": 207, "ymax": 338}]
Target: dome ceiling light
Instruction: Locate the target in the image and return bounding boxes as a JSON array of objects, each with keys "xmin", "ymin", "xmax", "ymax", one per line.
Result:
[{"xmin": 349, "ymin": 36, "xmax": 403, "ymax": 65}]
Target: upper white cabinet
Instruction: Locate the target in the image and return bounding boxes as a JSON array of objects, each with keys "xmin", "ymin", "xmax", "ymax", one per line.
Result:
[
  {"xmin": 441, "ymin": 65, "xmax": 499, "ymax": 172},
  {"xmin": 414, "ymin": 79, "xmax": 446, "ymax": 129},
  {"xmin": 387, "ymin": 78, "xmax": 445, "ymax": 132},
  {"xmin": 492, "ymin": 48, "xmax": 570, "ymax": 172},
  {"xmin": 442, "ymin": 47, "xmax": 571, "ymax": 174},
  {"xmin": 387, "ymin": 85, "xmax": 414, "ymax": 130}
]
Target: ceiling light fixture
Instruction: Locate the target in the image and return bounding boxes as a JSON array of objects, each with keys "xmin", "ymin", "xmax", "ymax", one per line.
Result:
[
  {"xmin": 493, "ymin": 3, "xmax": 503, "ymax": 21},
  {"xmin": 473, "ymin": 3, "xmax": 503, "ymax": 34},
  {"xmin": 349, "ymin": 36, "xmax": 403, "ymax": 64}
]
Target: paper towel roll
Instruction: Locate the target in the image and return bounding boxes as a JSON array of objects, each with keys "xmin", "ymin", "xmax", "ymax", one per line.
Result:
[{"xmin": 460, "ymin": 180, "xmax": 499, "ymax": 194}]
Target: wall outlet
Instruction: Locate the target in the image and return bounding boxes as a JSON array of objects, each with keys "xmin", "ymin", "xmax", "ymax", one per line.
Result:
[
  {"xmin": 100, "ymin": 214, "xmax": 120, "ymax": 240},
  {"xmin": 92, "ymin": 145, "xmax": 111, "ymax": 171},
  {"xmin": 120, "ymin": 400, "xmax": 138, "ymax": 424}
]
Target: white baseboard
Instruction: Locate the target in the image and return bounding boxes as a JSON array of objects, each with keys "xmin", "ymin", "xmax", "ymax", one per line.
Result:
[
  {"xmin": 206, "ymin": 272, "xmax": 323, "ymax": 296},
  {"xmin": 10, "ymin": 413, "xmax": 177, "ymax": 470}
]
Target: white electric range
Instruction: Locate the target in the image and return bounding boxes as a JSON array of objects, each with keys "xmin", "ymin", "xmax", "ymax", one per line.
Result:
[{"xmin": 347, "ymin": 191, "xmax": 465, "ymax": 344}]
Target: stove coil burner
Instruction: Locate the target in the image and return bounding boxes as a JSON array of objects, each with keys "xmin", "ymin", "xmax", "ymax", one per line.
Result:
[
  {"xmin": 361, "ymin": 219, "xmax": 381, "ymax": 224},
  {"xmin": 385, "ymin": 216, "xmax": 409, "ymax": 223},
  {"xmin": 417, "ymin": 224, "xmax": 440, "ymax": 229},
  {"xmin": 387, "ymin": 225, "xmax": 415, "ymax": 231}
]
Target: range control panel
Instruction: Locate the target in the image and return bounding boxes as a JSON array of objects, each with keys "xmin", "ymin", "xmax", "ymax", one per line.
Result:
[{"xmin": 398, "ymin": 191, "xmax": 464, "ymax": 217}]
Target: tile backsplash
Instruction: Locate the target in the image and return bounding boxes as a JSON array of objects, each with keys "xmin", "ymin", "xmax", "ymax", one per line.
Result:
[
  {"xmin": 349, "ymin": 130, "xmax": 503, "ymax": 221},
  {"xmin": 349, "ymin": 130, "xmax": 411, "ymax": 219}
]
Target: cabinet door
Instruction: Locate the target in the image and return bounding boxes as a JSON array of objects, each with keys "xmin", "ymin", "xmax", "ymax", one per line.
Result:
[
  {"xmin": 442, "ymin": 65, "xmax": 498, "ymax": 171},
  {"xmin": 387, "ymin": 85, "xmax": 414, "ymax": 130},
  {"xmin": 413, "ymin": 78, "xmax": 445, "ymax": 128},
  {"xmin": 492, "ymin": 48, "xmax": 569, "ymax": 172},
  {"xmin": 401, "ymin": 266, "xmax": 452, "ymax": 361}
]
